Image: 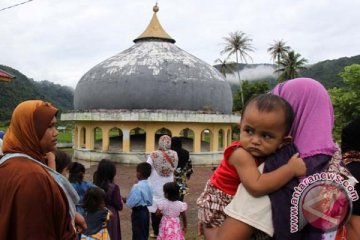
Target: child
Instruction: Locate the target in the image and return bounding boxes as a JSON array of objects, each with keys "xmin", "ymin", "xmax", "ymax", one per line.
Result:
[
  {"xmin": 70, "ymin": 162, "xmax": 95, "ymax": 215},
  {"xmin": 126, "ymin": 162, "xmax": 153, "ymax": 240},
  {"xmin": 156, "ymin": 182, "xmax": 187, "ymax": 240},
  {"xmin": 46, "ymin": 150, "xmax": 87, "ymax": 235},
  {"xmin": 81, "ymin": 187, "xmax": 111, "ymax": 240},
  {"xmin": 55, "ymin": 149, "xmax": 72, "ymax": 176},
  {"xmin": 197, "ymin": 94, "xmax": 307, "ymax": 239},
  {"xmin": 94, "ymin": 159, "xmax": 123, "ymax": 240}
]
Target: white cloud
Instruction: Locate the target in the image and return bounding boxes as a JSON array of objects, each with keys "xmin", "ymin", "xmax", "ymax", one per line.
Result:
[
  {"xmin": 0, "ymin": 0, "xmax": 359, "ymax": 88},
  {"xmin": 225, "ymin": 65, "xmax": 276, "ymax": 84}
]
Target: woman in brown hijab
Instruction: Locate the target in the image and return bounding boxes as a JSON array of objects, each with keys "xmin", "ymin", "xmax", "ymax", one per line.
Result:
[{"xmin": 0, "ymin": 100, "xmax": 76, "ymax": 240}]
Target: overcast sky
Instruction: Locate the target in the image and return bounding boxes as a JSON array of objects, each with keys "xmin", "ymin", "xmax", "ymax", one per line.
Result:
[{"xmin": 1, "ymin": 0, "xmax": 359, "ymax": 88}]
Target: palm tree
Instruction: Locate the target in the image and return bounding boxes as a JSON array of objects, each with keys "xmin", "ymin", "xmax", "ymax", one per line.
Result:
[
  {"xmin": 214, "ymin": 58, "xmax": 237, "ymax": 79},
  {"xmin": 275, "ymin": 51, "xmax": 308, "ymax": 82},
  {"xmin": 267, "ymin": 39, "xmax": 291, "ymax": 65},
  {"xmin": 221, "ymin": 31, "xmax": 254, "ymax": 108}
]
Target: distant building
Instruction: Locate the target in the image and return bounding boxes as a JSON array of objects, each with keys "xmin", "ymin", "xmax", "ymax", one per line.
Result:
[
  {"xmin": 62, "ymin": 4, "xmax": 239, "ymax": 165},
  {"xmin": 0, "ymin": 69, "xmax": 15, "ymax": 82},
  {"xmin": 57, "ymin": 126, "xmax": 67, "ymax": 132}
]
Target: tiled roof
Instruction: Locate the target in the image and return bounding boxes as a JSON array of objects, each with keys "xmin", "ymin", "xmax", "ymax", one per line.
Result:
[{"xmin": 0, "ymin": 69, "xmax": 15, "ymax": 81}]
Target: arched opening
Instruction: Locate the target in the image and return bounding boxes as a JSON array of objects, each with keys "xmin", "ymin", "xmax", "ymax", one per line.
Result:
[
  {"xmin": 154, "ymin": 128, "xmax": 172, "ymax": 149},
  {"xmin": 201, "ymin": 129, "xmax": 212, "ymax": 152},
  {"xmin": 232, "ymin": 124, "xmax": 240, "ymax": 141},
  {"xmin": 179, "ymin": 128, "xmax": 194, "ymax": 152},
  {"xmin": 74, "ymin": 127, "xmax": 78, "ymax": 148},
  {"xmin": 218, "ymin": 129, "xmax": 224, "ymax": 150},
  {"xmin": 130, "ymin": 127, "xmax": 146, "ymax": 152},
  {"xmin": 109, "ymin": 127, "xmax": 123, "ymax": 152},
  {"xmin": 80, "ymin": 127, "xmax": 86, "ymax": 148},
  {"xmin": 93, "ymin": 127, "xmax": 102, "ymax": 150},
  {"xmin": 227, "ymin": 129, "xmax": 231, "ymax": 146}
]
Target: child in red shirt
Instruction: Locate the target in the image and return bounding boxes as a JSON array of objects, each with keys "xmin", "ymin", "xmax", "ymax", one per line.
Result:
[{"xmin": 197, "ymin": 94, "xmax": 306, "ymax": 239}]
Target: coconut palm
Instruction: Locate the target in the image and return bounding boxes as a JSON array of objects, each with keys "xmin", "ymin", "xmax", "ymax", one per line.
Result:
[
  {"xmin": 221, "ymin": 31, "xmax": 254, "ymax": 107},
  {"xmin": 267, "ymin": 39, "xmax": 291, "ymax": 65},
  {"xmin": 275, "ymin": 51, "xmax": 308, "ymax": 82},
  {"xmin": 214, "ymin": 57, "xmax": 237, "ymax": 79}
]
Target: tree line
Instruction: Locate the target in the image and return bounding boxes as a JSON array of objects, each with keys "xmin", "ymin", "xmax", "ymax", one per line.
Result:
[{"xmin": 215, "ymin": 31, "xmax": 360, "ymax": 139}]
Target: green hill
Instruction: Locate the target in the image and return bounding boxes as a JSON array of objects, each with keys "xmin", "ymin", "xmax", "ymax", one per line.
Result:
[
  {"xmin": 1, "ymin": 54, "xmax": 359, "ymax": 121},
  {"xmin": 0, "ymin": 65, "xmax": 74, "ymax": 121},
  {"xmin": 301, "ymin": 55, "xmax": 360, "ymax": 88},
  {"xmin": 214, "ymin": 55, "xmax": 360, "ymax": 90}
]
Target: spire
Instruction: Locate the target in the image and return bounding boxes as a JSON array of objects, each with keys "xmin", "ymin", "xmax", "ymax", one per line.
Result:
[{"xmin": 133, "ymin": 3, "xmax": 175, "ymax": 43}]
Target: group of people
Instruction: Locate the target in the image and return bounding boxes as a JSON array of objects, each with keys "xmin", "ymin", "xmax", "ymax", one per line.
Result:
[
  {"xmin": 0, "ymin": 100, "xmax": 123, "ymax": 240},
  {"xmin": 0, "ymin": 101, "xmax": 192, "ymax": 240},
  {"xmin": 143, "ymin": 135, "xmax": 192, "ymax": 240},
  {"xmin": 124, "ymin": 135, "xmax": 192, "ymax": 240},
  {"xmin": 0, "ymin": 77, "xmax": 359, "ymax": 240}
]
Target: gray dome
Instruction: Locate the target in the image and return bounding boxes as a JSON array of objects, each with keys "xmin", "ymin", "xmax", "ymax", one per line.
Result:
[
  {"xmin": 75, "ymin": 5, "xmax": 233, "ymax": 114},
  {"xmin": 74, "ymin": 40, "xmax": 233, "ymax": 114}
]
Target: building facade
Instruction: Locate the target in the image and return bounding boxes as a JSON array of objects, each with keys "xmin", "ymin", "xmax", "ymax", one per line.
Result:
[{"xmin": 62, "ymin": 4, "xmax": 240, "ymax": 165}]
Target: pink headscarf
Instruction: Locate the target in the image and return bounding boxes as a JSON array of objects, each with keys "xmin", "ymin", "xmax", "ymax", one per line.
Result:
[{"xmin": 272, "ymin": 78, "xmax": 337, "ymax": 158}]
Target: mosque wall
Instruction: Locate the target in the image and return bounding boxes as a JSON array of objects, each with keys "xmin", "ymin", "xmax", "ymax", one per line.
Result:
[{"xmin": 71, "ymin": 120, "xmax": 234, "ymax": 165}]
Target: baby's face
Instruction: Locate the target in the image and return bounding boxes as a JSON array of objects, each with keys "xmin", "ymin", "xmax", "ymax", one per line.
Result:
[{"xmin": 239, "ymin": 103, "xmax": 288, "ymax": 157}]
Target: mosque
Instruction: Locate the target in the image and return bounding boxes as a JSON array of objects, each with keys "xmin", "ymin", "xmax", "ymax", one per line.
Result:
[{"xmin": 61, "ymin": 4, "xmax": 240, "ymax": 165}]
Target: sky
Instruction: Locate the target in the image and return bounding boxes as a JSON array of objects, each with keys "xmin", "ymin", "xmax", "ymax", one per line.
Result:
[{"xmin": 0, "ymin": 0, "xmax": 359, "ymax": 88}]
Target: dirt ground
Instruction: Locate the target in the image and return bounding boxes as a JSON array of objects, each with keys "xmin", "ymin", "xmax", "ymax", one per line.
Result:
[{"xmin": 84, "ymin": 164, "xmax": 215, "ymax": 240}]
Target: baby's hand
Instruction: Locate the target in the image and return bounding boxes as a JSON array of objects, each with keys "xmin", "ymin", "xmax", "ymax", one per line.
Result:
[{"xmin": 288, "ymin": 153, "xmax": 306, "ymax": 177}]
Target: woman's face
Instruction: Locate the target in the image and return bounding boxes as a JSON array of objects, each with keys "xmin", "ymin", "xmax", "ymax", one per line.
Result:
[{"xmin": 39, "ymin": 116, "xmax": 58, "ymax": 153}]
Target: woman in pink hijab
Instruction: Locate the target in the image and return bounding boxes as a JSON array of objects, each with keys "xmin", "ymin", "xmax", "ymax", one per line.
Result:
[{"xmin": 216, "ymin": 78, "xmax": 338, "ymax": 240}]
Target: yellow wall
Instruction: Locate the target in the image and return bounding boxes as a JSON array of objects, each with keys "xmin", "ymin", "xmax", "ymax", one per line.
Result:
[{"xmin": 74, "ymin": 121, "xmax": 232, "ymax": 153}]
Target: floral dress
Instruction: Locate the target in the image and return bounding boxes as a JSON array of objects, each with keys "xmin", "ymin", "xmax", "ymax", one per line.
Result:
[
  {"xmin": 174, "ymin": 159, "xmax": 193, "ymax": 199},
  {"xmin": 157, "ymin": 199, "xmax": 187, "ymax": 240}
]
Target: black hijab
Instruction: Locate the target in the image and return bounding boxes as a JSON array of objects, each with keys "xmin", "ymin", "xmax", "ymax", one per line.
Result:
[
  {"xmin": 341, "ymin": 116, "xmax": 360, "ymax": 153},
  {"xmin": 171, "ymin": 137, "xmax": 189, "ymax": 169}
]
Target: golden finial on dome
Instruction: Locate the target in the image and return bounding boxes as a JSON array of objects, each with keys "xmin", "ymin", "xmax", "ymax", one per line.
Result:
[
  {"xmin": 153, "ymin": 3, "xmax": 159, "ymax": 13},
  {"xmin": 134, "ymin": 2, "xmax": 175, "ymax": 43}
]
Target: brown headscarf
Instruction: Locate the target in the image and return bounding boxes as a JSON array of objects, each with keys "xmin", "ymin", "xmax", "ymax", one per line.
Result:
[
  {"xmin": 3, "ymin": 100, "xmax": 58, "ymax": 162},
  {"xmin": 0, "ymin": 100, "xmax": 75, "ymax": 240},
  {"xmin": 151, "ymin": 135, "xmax": 178, "ymax": 177}
]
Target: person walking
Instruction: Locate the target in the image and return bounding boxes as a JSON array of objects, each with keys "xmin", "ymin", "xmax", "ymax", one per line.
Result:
[
  {"xmin": 147, "ymin": 135, "xmax": 178, "ymax": 238},
  {"xmin": 157, "ymin": 182, "xmax": 187, "ymax": 240},
  {"xmin": 126, "ymin": 162, "xmax": 153, "ymax": 240},
  {"xmin": 171, "ymin": 137, "xmax": 193, "ymax": 201}
]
